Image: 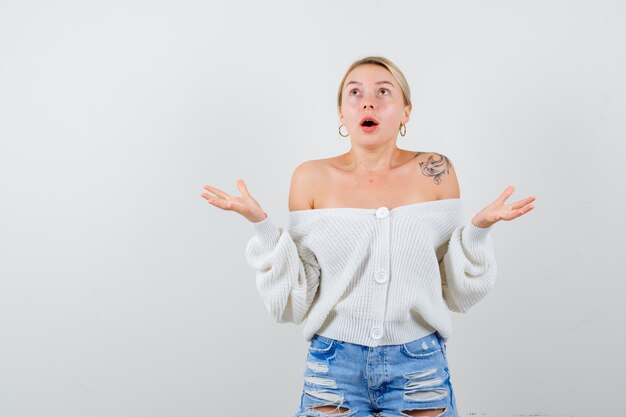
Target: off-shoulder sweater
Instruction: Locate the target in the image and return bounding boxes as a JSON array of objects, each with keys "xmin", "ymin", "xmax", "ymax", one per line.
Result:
[{"xmin": 244, "ymin": 198, "xmax": 497, "ymax": 347}]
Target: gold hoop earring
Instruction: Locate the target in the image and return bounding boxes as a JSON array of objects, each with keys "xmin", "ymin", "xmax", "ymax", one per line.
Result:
[
  {"xmin": 399, "ymin": 123, "xmax": 406, "ymax": 137},
  {"xmin": 338, "ymin": 124, "xmax": 349, "ymax": 137}
]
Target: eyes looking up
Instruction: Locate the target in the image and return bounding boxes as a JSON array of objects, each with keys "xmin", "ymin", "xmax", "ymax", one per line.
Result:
[{"xmin": 348, "ymin": 88, "xmax": 390, "ymax": 97}]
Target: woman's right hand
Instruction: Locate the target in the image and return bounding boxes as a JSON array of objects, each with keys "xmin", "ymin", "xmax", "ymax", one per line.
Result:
[{"xmin": 201, "ymin": 179, "xmax": 268, "ymax": 223}]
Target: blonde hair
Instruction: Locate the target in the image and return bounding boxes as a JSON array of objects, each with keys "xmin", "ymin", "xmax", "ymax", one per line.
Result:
[{"xmin": 337, "ymin": 56, "xmax": 412, "ymax": 113}]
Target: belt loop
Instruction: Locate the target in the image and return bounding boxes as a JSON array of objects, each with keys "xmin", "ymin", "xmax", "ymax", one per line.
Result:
[{"xmin": 438, "ymin": 333, "xmax": 446, "ymax": 352}]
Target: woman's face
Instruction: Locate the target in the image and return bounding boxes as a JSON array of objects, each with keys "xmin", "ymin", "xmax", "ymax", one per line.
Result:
[{"xmin": 339, "ymin": 64, "xmax": 411, "ymax": 143}]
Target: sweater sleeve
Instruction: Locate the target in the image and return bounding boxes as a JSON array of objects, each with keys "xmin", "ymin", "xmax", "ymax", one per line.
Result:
[
  {"xmin": 439, "ymin": 219, "xmax": 497, "ymax": 313},
  {"xmin": 244, "ymin": 214, "xmax": 321, "ymax": 325}
]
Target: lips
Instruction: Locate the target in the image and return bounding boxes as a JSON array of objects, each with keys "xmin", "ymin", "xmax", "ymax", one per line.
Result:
[
  {"xmin": 359, "ymin": 116, "xmax": 379, "ymax": 133},
  {"xmin": 360, "ymin": 116, "xmax": 379, "ymax": 127}
]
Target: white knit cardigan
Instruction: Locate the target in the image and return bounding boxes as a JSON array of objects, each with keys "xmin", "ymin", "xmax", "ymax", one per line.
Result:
[{"xmin": 245, "ymin": 198, "xmax": 497, "ymax": 346}]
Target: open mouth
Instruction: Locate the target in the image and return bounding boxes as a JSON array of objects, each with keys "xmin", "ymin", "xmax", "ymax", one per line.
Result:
[
  {"xmin": 360, "ymin": 117, "xmax": 379, "ymax": 132},
  {"xmin": 360, "ymin": 118, "xmax": 379, "ymax": 127}
]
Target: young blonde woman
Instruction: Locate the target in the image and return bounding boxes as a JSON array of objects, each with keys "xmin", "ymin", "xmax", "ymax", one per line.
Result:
[{"xmin": 201, "ymin": 56, "xmax": 535, "ymax": 417}]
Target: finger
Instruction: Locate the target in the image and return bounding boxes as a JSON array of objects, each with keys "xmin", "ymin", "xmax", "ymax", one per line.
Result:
[
  {"xmin": 201, "ymin": 193, "xmax": 221, "ymax": 204},
  {"xmin": 206, "ymin": 194, "xmax": 243, "ymax": 211},
  {"xmin": 509, "ymin": 196, "xmax": 536, "ymax": 210},
  {"xmin": 203, "ymin": 184, "xmax": 230, "ymax": 200},
  {"xmin": 236, "ymin": 179, "xmax": 249, "ymax": 198},
  {"xmin": 507, "ymin": 204, "xmax": 535, "ymax": 221},
  {"xmin": 498, "ymin": 185, "xmax": 515, "ymax": 203}
]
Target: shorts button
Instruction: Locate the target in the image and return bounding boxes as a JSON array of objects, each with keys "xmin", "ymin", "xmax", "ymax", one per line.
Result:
[
  {"xmin": 376, "ymin": 207, "xmax": 389, "ymax": 218},
  {"xmin": 371, "ymin": 325, "xmax": 383, "ymax": 339},
  {"xmin": 375, "ymin": 270, "xmax": 387, "ymax": 283}
]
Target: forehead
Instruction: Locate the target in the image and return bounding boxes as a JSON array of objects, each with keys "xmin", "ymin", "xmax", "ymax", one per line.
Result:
[{"xmin": 345, "ymin": 64, "xmax": 396, "ymax": 85}]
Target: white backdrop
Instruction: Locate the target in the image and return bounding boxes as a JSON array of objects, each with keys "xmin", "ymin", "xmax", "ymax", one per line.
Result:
[{"xmin": 1, "ymin": 1, "xmax": 624, "ymax": 416}]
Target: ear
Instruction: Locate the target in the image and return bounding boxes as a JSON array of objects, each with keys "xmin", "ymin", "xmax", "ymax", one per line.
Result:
[{"xmin": 403, "ymin": 104, "xmax": 412, "ymax": 123}]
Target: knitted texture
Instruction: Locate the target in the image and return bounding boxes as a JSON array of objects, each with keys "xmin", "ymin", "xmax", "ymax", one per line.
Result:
[{"xmin": 245, "ymin": 198, "xmax": 496, "ymax": 346}]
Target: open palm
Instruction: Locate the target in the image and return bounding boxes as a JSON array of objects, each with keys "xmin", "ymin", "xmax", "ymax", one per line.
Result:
[
  {"xmin": 201, "ymin": 179, "xmax": 267, "ymax": 223},
  {"xmin": 471, "ymin": 186, "xmax": 536, "ymax": 228}
]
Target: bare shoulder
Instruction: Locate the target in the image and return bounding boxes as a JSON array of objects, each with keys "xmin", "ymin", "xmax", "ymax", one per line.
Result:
[
  {"xmin": 411, "ymin": 150, "xmax": 460, "ymax": 200},
  {"xmin": 288, "ymin": 160, "xmax": 325, "ymax": 211}
]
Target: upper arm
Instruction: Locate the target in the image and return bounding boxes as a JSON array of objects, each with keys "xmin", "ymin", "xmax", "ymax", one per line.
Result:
[
  {"xmin": 288, "ymin": 161, "xmax": 317, "ymax": 211},
  {"xmin": 427, "ymin": 152, "xmax": 460, "ymax": 200}
]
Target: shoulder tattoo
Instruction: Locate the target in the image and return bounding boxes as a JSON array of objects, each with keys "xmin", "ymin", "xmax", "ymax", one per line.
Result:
[{"xmin": 413, "ymin": 152, "xmax": 452, "ymax": 185}]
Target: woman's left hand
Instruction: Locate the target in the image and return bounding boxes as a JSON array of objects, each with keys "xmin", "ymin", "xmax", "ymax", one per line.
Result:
[{"xmin": 471, "ymin": 186, "xmax": 536, "ymax": 229}]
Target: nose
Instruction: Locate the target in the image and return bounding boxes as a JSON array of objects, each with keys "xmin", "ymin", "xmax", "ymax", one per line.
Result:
[{"xmin": 360, "ymin": 90, "xmax": 376, "ymax": 109}]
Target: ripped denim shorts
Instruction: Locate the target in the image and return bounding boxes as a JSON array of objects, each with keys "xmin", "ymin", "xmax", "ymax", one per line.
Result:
[{"xmin": 294, "ymin": 332, "xmax": 458, "ymax": 417}]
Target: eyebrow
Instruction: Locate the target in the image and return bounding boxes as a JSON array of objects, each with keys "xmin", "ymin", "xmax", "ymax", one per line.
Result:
[{"xmin": 345, "ymin": 80, "xmax": 395, "ymax": 89}]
